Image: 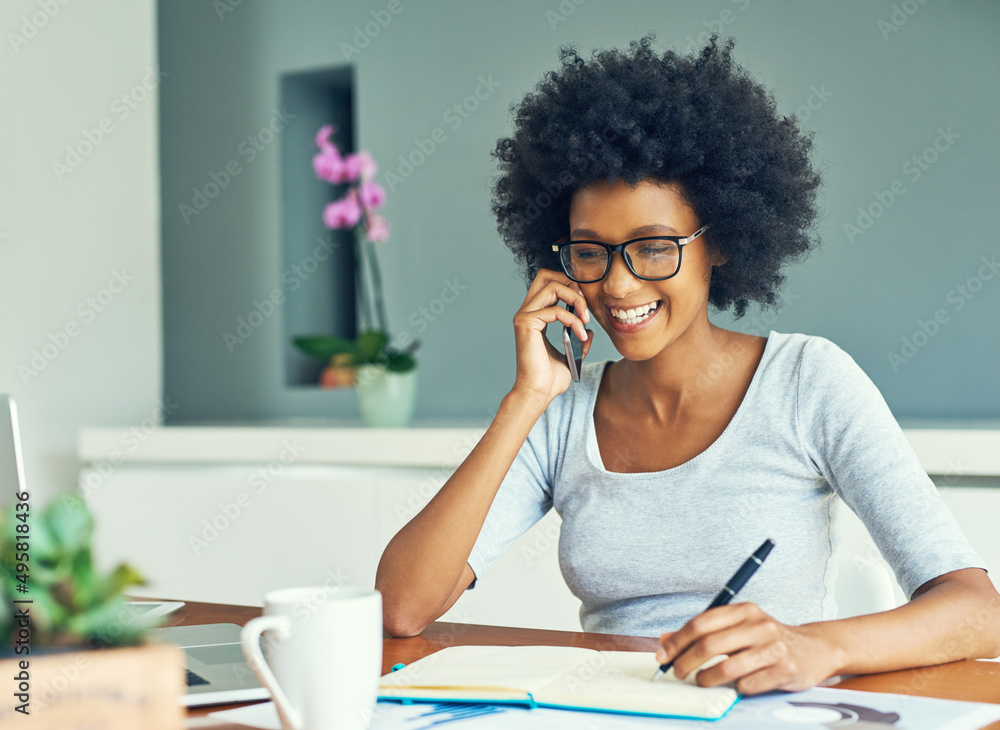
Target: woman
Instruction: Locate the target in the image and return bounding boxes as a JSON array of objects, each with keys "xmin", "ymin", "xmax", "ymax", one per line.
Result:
[{"xmin": 375, "ymin": 35, "xmax": 999, "ymax": 694}]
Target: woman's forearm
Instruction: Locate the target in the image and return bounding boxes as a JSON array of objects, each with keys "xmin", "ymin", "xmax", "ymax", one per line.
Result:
[
  {"xmin": 810, "ymin": 568, "xmax": 1000, "ymax": 677},
  {"xmin": 375, "ymin": 388, "xmax": 548, "ymax": 637}
]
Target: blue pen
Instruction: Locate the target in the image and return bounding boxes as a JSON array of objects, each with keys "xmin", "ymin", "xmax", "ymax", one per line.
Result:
[{"xmin": 652, "ymin": 539, "xmax": 775, "ymax": 681}]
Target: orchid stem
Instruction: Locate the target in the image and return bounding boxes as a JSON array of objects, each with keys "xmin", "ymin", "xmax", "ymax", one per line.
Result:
[
  {"xmin": 353, "ymin": 230, "xmax": 374, "ymax": 333},
  {"xmin": 365, "ymin": 237, "xmax": 390, "ymax": 335}
]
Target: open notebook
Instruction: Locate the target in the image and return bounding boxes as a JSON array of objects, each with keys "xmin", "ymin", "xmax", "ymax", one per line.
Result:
[{"xmin": 378, "ymin": 645, "xmax": 740, "ymax": 721}]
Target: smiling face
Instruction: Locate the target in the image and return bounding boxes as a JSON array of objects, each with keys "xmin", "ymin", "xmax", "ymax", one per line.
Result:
[{"xmin": 568, "ymin": 178, "xmax": 720, "ymax": 362}]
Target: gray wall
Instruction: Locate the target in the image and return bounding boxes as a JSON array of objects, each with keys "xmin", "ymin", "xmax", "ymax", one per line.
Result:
[{"xmin": 160, "ymin": 0, "xmax": 1000, "ymax": 423}]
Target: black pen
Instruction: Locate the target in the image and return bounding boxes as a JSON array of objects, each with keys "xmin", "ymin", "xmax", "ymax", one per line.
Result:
[{"xmin": 652, "ymin": 539, "xmax": 775, "ymax": 681}]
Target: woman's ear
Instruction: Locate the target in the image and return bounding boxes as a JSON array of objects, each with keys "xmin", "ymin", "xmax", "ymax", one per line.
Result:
[{"xmin": 708, "ymin": 243, "xmax": 729, "ymax": 267}]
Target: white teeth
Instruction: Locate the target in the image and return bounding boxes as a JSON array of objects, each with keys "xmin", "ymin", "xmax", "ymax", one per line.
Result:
[{"xmin": 610, "ymin": 301, "xmax": 659, "ymax": 324}]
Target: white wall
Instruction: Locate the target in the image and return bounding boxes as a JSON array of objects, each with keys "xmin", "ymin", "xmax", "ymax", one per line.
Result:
[
  {"xmin": 85, "ymin": 460, "xmax": 1000, "ymax": 629},
  {"xmin": 0, "ymin": 0, "xmax": 161, "ymax": 505}
]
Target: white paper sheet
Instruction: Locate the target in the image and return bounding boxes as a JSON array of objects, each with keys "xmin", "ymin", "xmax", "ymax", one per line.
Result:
[{"xmin": 207, "ymin": 700, "xmax": 527, "ymax": 729}]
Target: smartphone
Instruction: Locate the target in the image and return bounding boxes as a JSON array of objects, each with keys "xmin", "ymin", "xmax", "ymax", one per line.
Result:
[{"xmin": 562, "ymin": 305, "xmax": 584, "ymax": 383}]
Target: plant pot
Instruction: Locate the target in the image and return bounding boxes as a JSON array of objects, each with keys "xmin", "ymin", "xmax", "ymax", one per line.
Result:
[
  {"xmin": 355, "ymin": 364, "xmax": 417, "ymax": 427},
  {"xmin": 0, "ymin": 642, "xmax": 184, "ymax": 729}
]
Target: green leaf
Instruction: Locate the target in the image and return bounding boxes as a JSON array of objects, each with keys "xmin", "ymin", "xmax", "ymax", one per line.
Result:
[
  {"xmin": 0, "ymin": 578, "xmax": 12, "ymax": 644},
  {"xmin": 27, "ymin": 558, "xmax": 66, "ymax": 589},
  {"xmin": 293, "ymin": 335, "xmax": 357, "ymax": 360},
  {"xmin": 356, "ymin": 330, "xmax": 389, "ymax": 362},
  {"xmin": 69, "ymin": 547, "xmax": 98, "ymax": 608},
  {"xmin": 385, "ymin": 352, "xmax": 417, "ymax": 373},
  {"xmin": 27, "ymin": 589, "xmax": 70, "ymax": 638},
  {"xmin": 67, "ymin": 596, "xmax": 155, "ymax": 646},
  {"xmin": 28, "ymin": 512, "xmax": 60, "ymax": 563},
  {"xmin": 0, "ymin": 496, "xmax": 155, "ymax": 648},
  {"xmin": 44, "ymin": 494, "xmax": 93, "ymax": 553},
  {"xmin": 99, "ymin": 563, "xmax": 147, "ymax": 601}
]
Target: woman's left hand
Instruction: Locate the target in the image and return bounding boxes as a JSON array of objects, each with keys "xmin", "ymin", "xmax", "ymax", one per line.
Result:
[{"xmin": 656, "ymin": 603, "xmax": 843, "ymax": 695}]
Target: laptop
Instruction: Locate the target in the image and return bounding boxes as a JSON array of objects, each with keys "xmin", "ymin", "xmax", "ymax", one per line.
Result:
[
  {"xmin": 1, "ymin": 394, "xmax": 270, "ymax": 708},
  {"xmin": 148, "ymin": 623, "xmax": 270, "ymax": 706},
  {"xmin": 0, "ymin": 395, "xmax": 27, "ymax": 505}
]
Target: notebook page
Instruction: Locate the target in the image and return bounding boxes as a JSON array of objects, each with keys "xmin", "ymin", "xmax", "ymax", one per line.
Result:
[
  {"xmin": 534, "ymin": 651, "xmax": 738, "ymax": 719},
  {"xmin": 379, "ymin": 645, "xmax": 599, "ymax": 697}
]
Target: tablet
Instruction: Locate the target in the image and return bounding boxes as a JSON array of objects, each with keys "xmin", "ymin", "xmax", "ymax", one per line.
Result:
[{"xmin": 126, "ymin": 600, "xmax": 186, "ymax": 620}]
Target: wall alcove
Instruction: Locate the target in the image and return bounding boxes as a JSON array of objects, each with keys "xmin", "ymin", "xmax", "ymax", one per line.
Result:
[{"xmin": 280, "ymin": 65, "xmax": 357, "ymax": 386}]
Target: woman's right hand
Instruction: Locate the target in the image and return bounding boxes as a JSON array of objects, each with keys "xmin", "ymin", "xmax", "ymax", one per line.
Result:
[{"xmin": 510, "ymin": 268, "xmax": 594, "ymax": 409}]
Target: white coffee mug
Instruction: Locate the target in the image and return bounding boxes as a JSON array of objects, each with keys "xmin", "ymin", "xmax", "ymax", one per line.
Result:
[{"xmin": 241, "ymin": 586, "xmax": 382, "ymax": 730}]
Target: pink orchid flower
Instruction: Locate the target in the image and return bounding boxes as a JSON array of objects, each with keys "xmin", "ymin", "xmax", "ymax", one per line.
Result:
[
  {"xmin": 343, "ymin": 151, "xmax": 379, "ymax": 183},
  {"xmin": 358, "ymin": 180, "xmax": 387, "ymax": 210},
  {"xmin": 355, "ymin": 150, "xmax": 378, "ymax": 180},
  {"xmin": 314, "ymin": 124, "xmax": 337, "ymax": 152},
  {"xmin": 341, "ymin": 153, "xmax": 363, "ymax": 183},
  {"xmin": 313, "ymin": 148, "xmax": 346, "ymax": 184},
  {"xmin": 323, "ymin": 190, "xmax": 362, "ymax": 229},
  {"xmin": 366, "ymin": 214, "xmax": 390, "ymax": 243}
]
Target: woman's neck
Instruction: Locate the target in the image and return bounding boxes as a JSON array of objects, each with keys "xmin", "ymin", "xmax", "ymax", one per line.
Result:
[{"xmin": 608, "ymin": 320, "xmax": 736, "ymax": 425}]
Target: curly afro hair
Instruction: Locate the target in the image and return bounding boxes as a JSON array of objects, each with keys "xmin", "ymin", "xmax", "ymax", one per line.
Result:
[{"xmin": 490, "ymin": 33, "xmax": 822, "ymax": 318}]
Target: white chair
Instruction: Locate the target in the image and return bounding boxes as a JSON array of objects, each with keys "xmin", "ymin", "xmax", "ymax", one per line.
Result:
[{"xmin": 831, "ymin": 498, "xmax": 905, "ymax": 619}]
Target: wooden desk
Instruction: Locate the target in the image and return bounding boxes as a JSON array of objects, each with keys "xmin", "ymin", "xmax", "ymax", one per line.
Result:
[{"xmin": 172, "ymin": 599, "xmax": 1000, "ymax": 729}]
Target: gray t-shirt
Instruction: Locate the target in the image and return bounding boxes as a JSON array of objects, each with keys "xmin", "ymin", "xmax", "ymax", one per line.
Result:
[{"xmin": 466, "ymin": 330, "xmax": 985, "ymax": 637}]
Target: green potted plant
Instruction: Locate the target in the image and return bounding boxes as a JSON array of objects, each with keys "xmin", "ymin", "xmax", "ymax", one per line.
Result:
[
  {"xmin": 293, "ymin": 125, "xmax": 420, "ymax": 427},
  {"xmin": 0, "ymin": 494, "xmax": 156, "ymax": 648},
  {"xmin": 0, "ymin": 494, "xmax": 183, "ymax": 727},
  {"xmin": 294, "ymin": 330, "xmax": 419, "ymax": 427}
]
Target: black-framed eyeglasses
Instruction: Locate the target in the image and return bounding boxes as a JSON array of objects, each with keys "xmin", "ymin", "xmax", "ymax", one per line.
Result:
[{"xmin": 551, "ymin": 224, "xmax": 711, "ymax": 283}]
